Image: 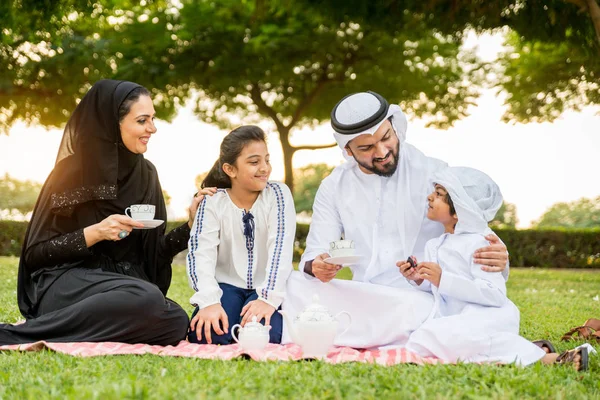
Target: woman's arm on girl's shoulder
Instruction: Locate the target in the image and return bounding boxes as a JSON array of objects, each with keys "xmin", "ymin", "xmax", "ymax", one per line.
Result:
[
  {"xmin": 159, "ymin": 188, "xmax": 219, "ymax": 260},
  {"xmin": 255, "ymin": 182, "xmax": 296, "ymax": 308}
]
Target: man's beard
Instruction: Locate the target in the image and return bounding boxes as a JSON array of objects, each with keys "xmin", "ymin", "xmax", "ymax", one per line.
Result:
[{"xmin": 354, "ymin": 143, "xmax": 400, "ymax": 177}]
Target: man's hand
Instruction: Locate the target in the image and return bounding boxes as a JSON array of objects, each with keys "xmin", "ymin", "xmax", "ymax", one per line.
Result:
[
  {"xmin": 240, "ymin": 299, "xmax": 276, "ymax": 327},
  {"xmin": 396, "ymin": 256, "xmax": 424, "ymax": 285},
  {"xmin": 416, "ymin": 262, "xmax": 442, "ymax": 287},
  {"xmin": 311, "ymin": 253, "xmax": 342, "ymax": 283},
  {"xmin": 474, "ymin": 234, "xmax": 509, "ymax": 272},
  {"xmin": 189, "ymin": 303, "xmax": 229, "ymax": 344}
]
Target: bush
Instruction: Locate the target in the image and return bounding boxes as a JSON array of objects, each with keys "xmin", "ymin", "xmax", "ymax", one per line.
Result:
[
  {"xmin": 0, "ymin": 220, "xmax": 28, "ymax": 257},
  {"xmin": 3, "ymin": 221, "xmax": 599, "ymax": 268},
  {"xmin": 495, "ymin": 227, "xmax": 600, "ymax": 268}
]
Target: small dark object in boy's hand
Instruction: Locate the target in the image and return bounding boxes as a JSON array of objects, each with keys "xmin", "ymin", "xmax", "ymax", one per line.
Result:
[{"xmin": 407, "ymin": 256, "xmax": 417, "ymax": 270}]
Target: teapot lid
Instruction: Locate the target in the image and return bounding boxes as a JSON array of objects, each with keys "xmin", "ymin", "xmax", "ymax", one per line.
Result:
[
  {"xmin": 242, "ymin": 316, "xmax": 270, "ymax": 332},
  {"xmin": 296, "ymin": 294, "xmax": 334, "ymax": 322}
]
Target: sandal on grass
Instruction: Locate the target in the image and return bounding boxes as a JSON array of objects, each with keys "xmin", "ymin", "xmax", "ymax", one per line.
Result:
[
  {"xmin": 532, "ymin": 340, "xmax": 556, "ymax": 354},
  {"xmin": 561, "ymin": 318, "xmax": 600, "ymax": 343},
  {"xmin": 556, "ymin": 347, "xmax": 589, "ymax": 372}
]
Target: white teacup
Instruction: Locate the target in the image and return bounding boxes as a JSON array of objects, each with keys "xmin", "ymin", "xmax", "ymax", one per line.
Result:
[
  {"xmin": 125, "ymin": 204, "xmax": 155, "ymax": 220},
  {"xmin": 329, "ymin": 239, "xmax": 355, "ymax": 258}
]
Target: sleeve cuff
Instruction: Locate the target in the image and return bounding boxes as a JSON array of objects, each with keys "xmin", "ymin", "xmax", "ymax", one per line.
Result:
[
  {"xmin": 437, "ymin": 271, "xmax": 461, "ymax": 298},
  {"xmin": 189, "ymin": 289, "xmax": 222, "ymax": 309},
  {"xmin": 258, "ymin": 296, "xmax": 280, "ymax": 309}
]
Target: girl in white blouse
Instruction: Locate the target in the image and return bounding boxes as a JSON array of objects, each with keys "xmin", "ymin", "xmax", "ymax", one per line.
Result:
[{"xmin": 186, "ymin": 126, "xmax": 296, "ymax": 345}]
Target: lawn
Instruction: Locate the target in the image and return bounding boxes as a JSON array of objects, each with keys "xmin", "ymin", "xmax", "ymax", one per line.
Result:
[{"xmin": 1, "ymin": 256, "xmax": 599, "ymax": 399}]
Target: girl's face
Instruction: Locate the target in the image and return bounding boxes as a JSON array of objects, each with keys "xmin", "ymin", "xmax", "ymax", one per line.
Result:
[
  {"xmin": 426, "ymin": 184, "xmax": 457, "ymax": 225},
  {"xmin": 225, "ymin": 140, "xmax": 271, "ymax": 192},
  {"xmin": 119, "ymin": 95, "xmax": 157, "ymax": 154}
]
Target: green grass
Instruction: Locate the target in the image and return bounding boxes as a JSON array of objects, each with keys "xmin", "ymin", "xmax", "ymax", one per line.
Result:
[{"xmin": 1, "ymin": 256, "xmax": 599, "ymax": 399}]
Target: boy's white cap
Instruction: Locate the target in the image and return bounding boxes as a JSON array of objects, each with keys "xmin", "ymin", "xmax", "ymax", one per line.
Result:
[{"xmin": 432, "ymin": 167, "xmax": 503, "ymax": 234}]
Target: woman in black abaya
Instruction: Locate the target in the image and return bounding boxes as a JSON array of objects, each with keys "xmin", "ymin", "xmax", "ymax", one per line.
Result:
[{"xmin": 0, "ymin": 79, "xmax": 200, "ymax": 345}]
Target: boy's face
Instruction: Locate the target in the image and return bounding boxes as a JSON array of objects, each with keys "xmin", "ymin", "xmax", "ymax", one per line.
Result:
[{"xmin": 426, "ymin": 184, "xmax": 458, "ymax": 225}]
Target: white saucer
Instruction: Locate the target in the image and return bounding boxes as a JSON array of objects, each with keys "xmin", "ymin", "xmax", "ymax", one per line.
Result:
[
  {"xmin": 323, "ymin": 255, "xmax": 361, "ymax": 266},
  {"xmin": 133, "ymin": 219, "xmax": 165, "ymax": 229}
]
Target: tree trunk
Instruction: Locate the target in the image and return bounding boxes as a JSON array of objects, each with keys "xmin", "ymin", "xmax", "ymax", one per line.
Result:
[
  {"xmin": 278, "ymin": 126, "xmax": 296, "ymax": 193},
  {"xmin": 585, "ymin": 0, "xmax": 600, "ymax": 48}
]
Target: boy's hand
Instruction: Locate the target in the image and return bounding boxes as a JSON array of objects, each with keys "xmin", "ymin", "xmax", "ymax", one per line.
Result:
[
  {"xmin": 240, "ymin": 299, "xmax": 276, "ymax": 327},
  {"xmin": 417, "ymin": 262, "xmax": 442, "ymax": 287},
  {"xmin": 396, "ymin": 256, "xmax": 424, "ymax": 285}
]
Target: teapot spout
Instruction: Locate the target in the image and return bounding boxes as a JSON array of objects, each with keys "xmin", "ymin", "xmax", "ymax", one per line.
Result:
[{"xmin": 278, "ymin": 310, "xmax": 298, "ymax": 344}]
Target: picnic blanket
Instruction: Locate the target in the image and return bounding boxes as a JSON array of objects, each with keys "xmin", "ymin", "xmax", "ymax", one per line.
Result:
[{"xmin": 0, "ymin": 341, "xmax": 445, "ymax": 366}]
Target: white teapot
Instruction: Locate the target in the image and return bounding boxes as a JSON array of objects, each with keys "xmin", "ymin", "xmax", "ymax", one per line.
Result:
[
  {"xmin": 231, "ymin": 316, "xmax": 271, "ymax": 351},
  {"xmin": 279, "ymin": 295, "xmax": 351, "ymax": 358}
]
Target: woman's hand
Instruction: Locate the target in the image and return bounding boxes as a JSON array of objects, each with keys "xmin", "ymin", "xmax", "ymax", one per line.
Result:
[
  {"xmin": 397, "ymin": 256, "xmax": 424, "ymax": 285},
  {"xmin": 240, "ymin": 299, "xmax": 276, "ymax": 327},
  {"xmin": 417, "ymin": 262, "xmax": 443, "ymax": 287},
  {"xmin": 188, "ymin": 187, "xmax": 218, "ymax": 228},
  {"xmin": 84, "ymin": 214, "xmax": 144, "ymax": 247},
  {"xmin": 189, "ymin": 303, "xmax": 229, "ymax": 344},
  {"xmin": 474, "ymin": 234, "xmax": 509, "ymax": 272}
]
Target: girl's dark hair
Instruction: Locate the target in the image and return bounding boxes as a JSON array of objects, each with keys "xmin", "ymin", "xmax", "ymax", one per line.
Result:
[
  {"xmin": 202, "ymin": 125, "xmax": 267, "ymax": 188},
  {"xmin": 118, "ymin": 86, "xmax": 151, "ymax": 122}
]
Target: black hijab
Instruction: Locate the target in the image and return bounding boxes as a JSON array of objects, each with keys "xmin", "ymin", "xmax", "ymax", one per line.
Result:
[{"xmin": 17, "ymin": 79, "xmax": 170, "ymax": 318}]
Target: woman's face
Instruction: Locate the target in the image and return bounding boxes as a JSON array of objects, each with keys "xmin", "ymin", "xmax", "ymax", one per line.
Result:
[{"xmin": 119, "ymin": 95, "xmax": 157, "ymax": 154}]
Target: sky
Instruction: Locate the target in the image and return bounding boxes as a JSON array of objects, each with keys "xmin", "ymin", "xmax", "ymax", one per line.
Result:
[{"xmin": 1, "ymin": 33, "xmax": 599, "ymax": 227}]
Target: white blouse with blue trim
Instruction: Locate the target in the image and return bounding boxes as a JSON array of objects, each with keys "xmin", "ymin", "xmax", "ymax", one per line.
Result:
[{"xmin": 186, "ymin": 182, "xmax": 296, "ymax": 309}]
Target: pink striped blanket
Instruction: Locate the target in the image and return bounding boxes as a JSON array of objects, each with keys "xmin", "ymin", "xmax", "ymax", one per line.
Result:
[{"xmin": 0, "ymin": 341, "xmax": 445, "ymax": 365}]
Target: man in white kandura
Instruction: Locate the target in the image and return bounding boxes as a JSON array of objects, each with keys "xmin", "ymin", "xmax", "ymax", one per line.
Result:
[{"xmin": 282, "ymin": 91, "xmax": 509, "ymax": 348}]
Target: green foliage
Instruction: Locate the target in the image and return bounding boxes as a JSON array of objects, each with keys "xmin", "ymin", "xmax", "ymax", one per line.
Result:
[
  {"xmin": 0, "ymin": 173, "xmax": 41, "ymax": 216},
  {"xmin": 490, "ymin": 201, "xmax": 518, "ymax": 229},
  {"xmin": 533, "ymin": 196, "xmax": 600, "ymax": 229},
  {"xmin": 162, "ymin": 189, "xmax": 171, "ymax": 206},
  {"xmin": 0, "ymin": 257, "xmax": 599, "ymax": 398},
  {"xmin": 293, "ymin": 163, "xmax": 334, "ymax": 214},
  {"xmin": 297, "ymin": 0, "xmax": 600, "ymax": 124},
  {"xmin": 0, "ymin": 0, "xmax": 482, "ymax": 190},
  {"xmin": 0, "ymin": 221, "xmax": 28, "ymax": 257},
  {"xmin": 496, "ymin": 227, "xmax": 600, "ymax": 268}
]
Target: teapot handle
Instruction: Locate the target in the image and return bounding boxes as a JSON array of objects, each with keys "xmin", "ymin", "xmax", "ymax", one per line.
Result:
[
  {"xmin": 334, "ymin": 311, "xmax": 352, "ymax": 336},
  {"xmin": 231, "ymin": 324, "xmax": 242, "ymax": 343}
]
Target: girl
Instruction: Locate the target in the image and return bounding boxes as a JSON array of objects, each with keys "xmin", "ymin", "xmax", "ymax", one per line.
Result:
[
  {"xmin": 398, "ymin": 166, "xmax": 588, "ymax": 371},
  {"xmin": 186, "ymin": 126, "xmax": 296, "ymax": 345}
]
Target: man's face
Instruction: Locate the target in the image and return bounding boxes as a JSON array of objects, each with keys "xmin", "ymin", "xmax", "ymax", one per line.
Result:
[{"xmin": 345, "ymin": 119, "xmax": 400, "ymax": 177}]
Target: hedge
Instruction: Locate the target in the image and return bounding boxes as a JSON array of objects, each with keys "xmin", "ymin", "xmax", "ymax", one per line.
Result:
[
  {"xmin": 0, "ymin": 220, "xmax": 28, "ymax": 257},
  {"xmin": 1, "ymin": 220, "xmax": 599, "ymax": 268}
]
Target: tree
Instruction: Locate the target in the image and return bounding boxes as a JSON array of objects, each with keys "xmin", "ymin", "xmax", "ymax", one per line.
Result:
[
  {"xmin": 0, "ymin": 0, "xmax": 480, "ymax": 192},
  {"xmin": 489, "ymin": 201, "xmax": 518, "ymax": 229},
  {"xmin": 293, "ymin": 163, "xmax": 334, "ymax": 214},
  {"xmin": 3, "ymin": 1, "xmax": 598, "ymax": 190},
  {"xmin": 0, "ymin": 173, "xmax": 42, "ymax": 217},
  {"xmin": 162, "ymin": 189, "xmax": 171, "ymax": 206},
  {"xmin": 533, "ymin": 196, "xmax": 600, "ymax": 229},
  {"xmin": 297, "ymin": 0, "xmax": 600, "ymax": 124}
]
